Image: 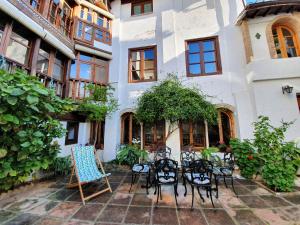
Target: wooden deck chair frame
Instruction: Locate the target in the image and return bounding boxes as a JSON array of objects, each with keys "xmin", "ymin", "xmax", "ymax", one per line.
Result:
[{"xmin": 66, "ymin": 146, "xmax": 112, "ymax": 205}]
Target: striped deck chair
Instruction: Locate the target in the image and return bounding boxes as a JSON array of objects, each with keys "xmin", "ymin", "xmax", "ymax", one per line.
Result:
[{"xmin": 67, "ymin": 145, "xmax": 112, "ymax": 205}]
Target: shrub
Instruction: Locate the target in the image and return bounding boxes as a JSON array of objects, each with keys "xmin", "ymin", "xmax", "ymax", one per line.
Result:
[
  {"xmin": 230, "ymin": 138, "xmax": 260, "ymax": 179},
  {"xmin": 0, "ymin": 70, "xmax": 73, "ymax": 190},
  {"xmin": 201, "ymin": 147, "xmax": 219, "ymax": 160},
  {"xmin": 116, "ymin": 144, "xmax": 148, "ymax": 167},
  {"xmin": 50, "ymin": 156, "xmax": 72, "ymax": 176}
]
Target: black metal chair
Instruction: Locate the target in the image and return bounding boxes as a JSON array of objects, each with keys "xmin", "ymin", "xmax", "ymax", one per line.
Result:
[
  {"xmin": 154, "ymin": 158, "xmax": 179, "ymax": 207},
  {"xmin": 183, "ymin": 159, "xmax": 215, "ymax": 209},
  {"xmin": 211, "ymin": 152, "xmax": 237, "ymax": 198},
  {"xmin": 180, "ymin": 150, "xmax": 196, "ymax": 181},
  {"xmin": 154, "ymin": 146, "xmax": 172, "ymax": 161}
]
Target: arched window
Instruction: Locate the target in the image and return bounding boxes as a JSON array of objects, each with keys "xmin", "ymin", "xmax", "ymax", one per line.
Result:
[
  {"xmin": 208, "ymin": 109, "xmax": 235, "ymax": 147},
  {"xmin": 272, "ymin": 25, "xmax": 300, "ymax": 58},
  {"xmin": 121, "ymin": 113, "xmax": 141, "ymax": 145}
]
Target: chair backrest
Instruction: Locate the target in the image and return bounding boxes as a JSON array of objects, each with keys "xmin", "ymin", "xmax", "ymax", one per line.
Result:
[
  {"xmin": 189, "ymin": 159, "xmax": 213, "ymax": 182},
  {"xmin": 224, "ymin": 152, "xmax": 234, "ymax": 168},
  {"xmin": 72, "ymin": 145, "xmax": 103, "ymax": 183},
  {"xmin": 180, "ymin": 150, "xmax": 195, "ymax": 167},
  {"xmin": 154, "ymin": 146, "xmax": 172, "ymax": 161},
  {"xmin": 155, "ymin": 158, "xmax": 178, "ymax": 181}
]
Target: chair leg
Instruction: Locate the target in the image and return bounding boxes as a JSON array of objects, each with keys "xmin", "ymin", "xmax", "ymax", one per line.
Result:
[
  {"xmin": 215, "ymin": 176, "xmax": 219, "ymax": 199},
  {"xmin": 160, "ymin": 185, "xmax": 162, "ymax": 200},
  {"xmin": 191, "ymin": 185, "xmax": 194, "ymax": 210},
  {"xmin": 146, "ymin": 173, "xmax": 150, "ymax": 195},
  {"xmin": 197, "ymin": 187, "xmax": 205, "ymax": 203},
  {"xmin": 209, "ymin": 188, "xmax": 215, "ymax": 208},
  {"xmin": 206, "ymin": 189, "xmax": 209, "ymax": 198},
  {"xmin": 78, "ymin": 182, "xmax": 86, "ymax": 205},
  {"xmin": 129, "ymin": 173, "xmax": 135, "ymax": 193},
  {"xmin": 174, "ymin": 185, "xmax": 178, "ymax": 207},
  {"xmin": 231, "ymin": 176, "xmax": 238, "ymax": 197},
  {"xmin": 156, "ymin": 185, "xmax": 160, "ymax": 205},
  {"xmin": 224, "ymin": 176, "xmax": 228, "ymax": 188},
  {"xmin": 183, "ymin": 178, "xmax": 187, "ymax": 197}
]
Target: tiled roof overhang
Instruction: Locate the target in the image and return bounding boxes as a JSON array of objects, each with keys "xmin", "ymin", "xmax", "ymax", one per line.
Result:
[{"xmin": 237, "ymin": 0, "xmax": 300, "ymax": 24}]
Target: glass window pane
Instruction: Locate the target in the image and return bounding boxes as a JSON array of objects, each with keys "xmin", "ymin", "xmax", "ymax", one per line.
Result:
[
  {"xmin": 79, "ymin": 82, "xmax": 85, "ymax": 98},
  {"xmin": 84, "ymin": 25, "xmax": 92, "ymax": 41},
  {"xmin": 287, "ymin": 48, "xmax": 297, "ymax": 58},
  {"xmin": 144, "ymin": 123, "xmax": 153, "ymax": 146},
  {"xmin": 144, "ymin": 3, "xmax": 152, "ymax": 13},
  {"xmin": 208, "ymin": 124, "xmax": 220, "ymax": 147},
  {"xmin": 282, "ymin": 28, "xmax": 292, "ymax": 37},
  {"xmin": 97, "ymin": 16, "xmax": 104, "ymax": 27},
  {"xmin": 6, "ymin": 39, "xmax": 29, "ymax": 65},
  {"xmin": 70, "ymin": 62, "xmax": 77, "ymax": 78},
  {"xmin": 87, "ymin": 12, "xmax": 92, "ymax": 22},
  {"xmin": 144, "ymin": 60, "xmax": 154, "ymax": 69},
  {"xmin": 80, "ymin": 53, "xmax": 92, "ymax": 61},
  {"xmin": 37, "ymin": 56, "xmax": 49, "ymax": 74},
  {"xmin": 77, "ymin": 21, "xmax": 83, "ymax": 37},
  {"xmin": 131, "ymin": 70, "xmax": 141, "ymax": 80},
  {"xmin": 10, "ymin": 32, "xmax": 29, "ymax": 46},
  {"xmin": 68, "ymin": 127, "xmax": 75, "ymax": 139},
  {"xmin": 156, "ymin": 121, "xmax": 165, "ymax": 143},
  {"xmin": 182, "ymin": 122, "xmax": 190, "ymax": 147},
  {"xmin": 189, "ymin": 64, "xmax": 201, "ymax": 75},
  {"xmin": 285, "ymin": 37, "xmax": 295, "ymax": 47},
  {"xmin": 52, "ymin": 64, "xmax": 63, "ymax": 81},
  {"xmin": 188, "ymin": 42, "xmax": 200, "ymax": 53},
  {"xmin": 95, "ymin": 29, "xmax": 104, "ymax": 40},
  {"xmin": 193, "ymin": 121, "xmax": 205, "ymax": 147},
  {"xmin": 95, "ymin": 66, "xmax": 107, "ymax": 83},
  {"xmin": 204, "ymin": 52, "xmax": 216, "ymax": 62},
  {"xmin": 274, "ymin": 36, "xmax": 280, "ymax": 48},
  {"xmin": 80, "ymin": 8, "xmax": 85, "ymax": 19},
  {"xmin": 276, "ymin": 49, "xmax": 282, "ymax": 58},
  {"xmin": 189, "ymin": 53, "xmax": 200, "ymax": 64},
  {"xmin": 144, "ymin": 70, "xmax": 154, "ymax": 80},
  {"xmin": 133, "ymin": 5, "xmax": 142, "ymax": 15},
  {"xmin": 205, "ymin": 62, "xmax": 217, "ymax": 74},
  {"xmin": 144, "ymin": 49, "xmax": 154, "ymax": 60},
  {"xmin": 131, "ymin": 51, "xmax": 141, "ymax": 61},
  {"xmin": 203, "ymin": 40, "xmax": 215, "ymax": 51},
  {"xmin": 132, "ymin": 61, "xmax": 140, "ymax": 70},
  {"xmin": 79, "ymin": 63, "xmax": 92, "ymax": 79}
]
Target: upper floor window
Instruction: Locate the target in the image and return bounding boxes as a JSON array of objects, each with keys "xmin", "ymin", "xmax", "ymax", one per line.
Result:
[
  {"xmin": 272, "ymin": 25, "xmax": 300, "ymax": 58},
  {"xmin": 297, "ymin": 93, "xmax": 300, "ymax": 112},
  {"xmin": 26, "ymin": 0, "xmax": 41, "ymax": 11},
  {"xmin": 186, "ymin": 37, "xmax": 222, "ymax": 76},
  {"xmin": 132, "ymin": 0, "xmax": 153, "ymax": 16},
  {"xmin": 5, "ymin": 23, "xmax": 31, "ymax": 66},
  {"xmin": 129, "ymin": 46, "xmax": 157, "ymax": 83}
]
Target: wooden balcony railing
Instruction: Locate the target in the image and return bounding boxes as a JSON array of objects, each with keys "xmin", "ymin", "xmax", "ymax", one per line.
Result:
[{"xmin": 68, "ymin": 78, "xmax": 104, "ymax": 99}]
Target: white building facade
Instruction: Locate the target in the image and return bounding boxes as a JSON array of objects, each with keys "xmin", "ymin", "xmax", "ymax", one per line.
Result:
[{"xmin": 55, "ymin": 0, "xmax": 300, "ymax": 161}]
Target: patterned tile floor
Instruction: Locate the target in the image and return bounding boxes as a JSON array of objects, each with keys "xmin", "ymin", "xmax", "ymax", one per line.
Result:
[{"xmin": 0, "ymin": 169, "xmax": 300, "ymax": 225}]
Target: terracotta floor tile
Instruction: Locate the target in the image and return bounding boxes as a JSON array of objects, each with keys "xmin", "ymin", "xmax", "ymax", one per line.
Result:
[
  {"xmin": 0, "ymin": 210, "xmax": 16, "ymax": 224},
  {"xmin": 97, "ymin": 205, "xmax": 127, "ymax": 223},
  {"xmin": 232, "ymin": 209, "xmax": 265, "ymax": 225},
  {"xmin": 124, "ymin": 206, "xmax": 151, "ymax": 224},
  {"xmin": 152, "ymin": 207, "xmax": 178, "ymax": 225},
  {"xmin": 29, "ymin": 201, "xmax": 59, "ymax": 215},
  {"xmin": 178, "ymin": 208, "xmax": 207, "ymax": 225},
  {"xmin": 279, "ymin": 206, "xmax": 300, "ymax": 222},
  {"xmin": 64, "ymin": 220, "xmax": 93, "ymax": 225},
  {"xmin": 48, "ymin": 202, "xmax": 81, "ymax": 218},
  {"xmin": 35, "ymin": 217, "xmax": 64, "ymax": 225},
  {"xmin": 283, "ymin": 194, "xmax": 300, "ymax": 205},
  {"xmin": 131, "ymin": 193, "xmax": 153, "ymax": 206},
  {"xmin": 260, "ymin": 195, "xmax": 292, "ymax": 207},
  {"xmin": 236, "ymin": 179, "xmax": 257, "ymax": 185},
  {"xmin": 3, "ymin": 213, "xmax": 40, "ymax": 225},
  {"xmin": 72, "ymin": 204, "xmax": 103, "ymax": 221},
  {"xmin": 88, "ymin": 192, "xmax": 113, "ymax": 204},
  {"xmin": 48, "ymin": 189, "xmax": 77, "ymax": 201},
  {"xmin": 203, "ymin": 209, "xmax": 235, "ymax": 225},
  {"xmin": 239, "ymin": 196, "xmax": 271, "ymax": 208},
  {"xmin": 109, "ymin": 192, "xmax": 133, "ymax": 205},
  {"xmin": 7, "ymin": 198, "xmax": 48, "ymax": 212},
  {"xmin": 253, "ymin": 208, "xmax": 291, "ymax": 225}
]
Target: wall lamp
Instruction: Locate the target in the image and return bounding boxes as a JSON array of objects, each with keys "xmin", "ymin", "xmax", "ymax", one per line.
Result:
[{"xmin": 282, "ymin": 85, "xmax": 294, "ymax": 94}]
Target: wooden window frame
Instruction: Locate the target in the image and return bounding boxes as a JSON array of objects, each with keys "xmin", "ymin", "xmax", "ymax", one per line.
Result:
[
  {"xmin": 25, "ymin": 0, "xmax": 42, "ymax": 12},
  {"xmin": 185, "ymin": 36, "xmax": 222, "ymax": 77},
  {"xmin": 180, "ymin": 121, "xmax": 206, "ymax": 151},
  {"xmin": 90, "ymin": 121, "xmax": 105, "ymax": 149},
  {"xmin": 128, "ymin": 46, "xmax": 157, "ymax": 83},
  {"xmin": 131, "ymin": 0, "xmax": 153, "ymax": 16},
  {"xmin": 76, "ymin": 6, "xmax": 112, "ymax": 45},
  {"xmin": 272, "ymin": 25, "xmax": 300, "ymax": 58},
  {"xmin": 143, "ymin": 121, "xmax": 166, "ymax": 152},
  {"xmin": 65, "ymin": 121, "xmax": 79, "ymax": 145},
  {"xmin": 121, "ymin": 112, "xmax": 136, "ymax": 145},
  {"xmin": 297, "ymin": 93, "xmax": 300, "ymax": 112}
]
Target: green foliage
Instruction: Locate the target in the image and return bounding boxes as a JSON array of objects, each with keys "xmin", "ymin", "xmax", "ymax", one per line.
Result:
[
  {"xmin": 230, "ymin": 138, "xmax": 260, "ymax": 179},
  {"xmin": 231, "ymin": 116, "xmax": 300, "ymax": 191},
  {"xmin": 135, "ymin": 75, "xmax": 217, "ymax": 125},
  {"xmin": 0, "ymin": 70, "xmax": 73, "ymax": 190},
  {"xmin": 201, "ymin": 147, "xmax": 219, "ymax": 160},
  {"xmin": 49, "ymin": 156, "xmax": 72, "ymax": 176},
  {"xmin": 253, "ymin": 116, "xmax": 300, "ymax": 192},
  {"xmin": 116, "ymin": 144, "xmax": 148, "ymax": 167},
  {"xmin": 77, "ymin": 84, "xmax": 118, "ymax": 122}
]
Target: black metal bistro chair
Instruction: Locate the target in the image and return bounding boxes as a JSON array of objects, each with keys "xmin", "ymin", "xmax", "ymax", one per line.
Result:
[
  {"xmin": 183, "ymin": 159, "xmax": 215, "ymax": 209},
  {"xmin": 154, "ymin": 158, "xmax": 179, "ymax": 207},
  {"xmin": 211, "ymin": 152, "xmax": 237, "ymax": 198},
  {"xmin": 154, "ymin": 146, "xmax": 172, "ymax": 161},
  {"xmin": 180, "ymin": 150, "xmax": 196, "ymax": 179}
]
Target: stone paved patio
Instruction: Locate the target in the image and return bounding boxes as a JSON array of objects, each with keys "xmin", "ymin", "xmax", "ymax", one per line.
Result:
[{"xmin": 0, "ymin": 169, "xmax": 300, "ymax": 225}]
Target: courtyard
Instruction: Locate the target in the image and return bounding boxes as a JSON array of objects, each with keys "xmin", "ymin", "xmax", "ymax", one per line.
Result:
[{"xmin": 0, "ymin": 167, "xmax": 299, "ymax": 225}]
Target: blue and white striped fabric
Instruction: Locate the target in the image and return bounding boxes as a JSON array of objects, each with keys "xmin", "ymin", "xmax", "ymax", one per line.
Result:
[{"xmin": 73, "ymin": 146, "xmax": 110, "ymax": 183}]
